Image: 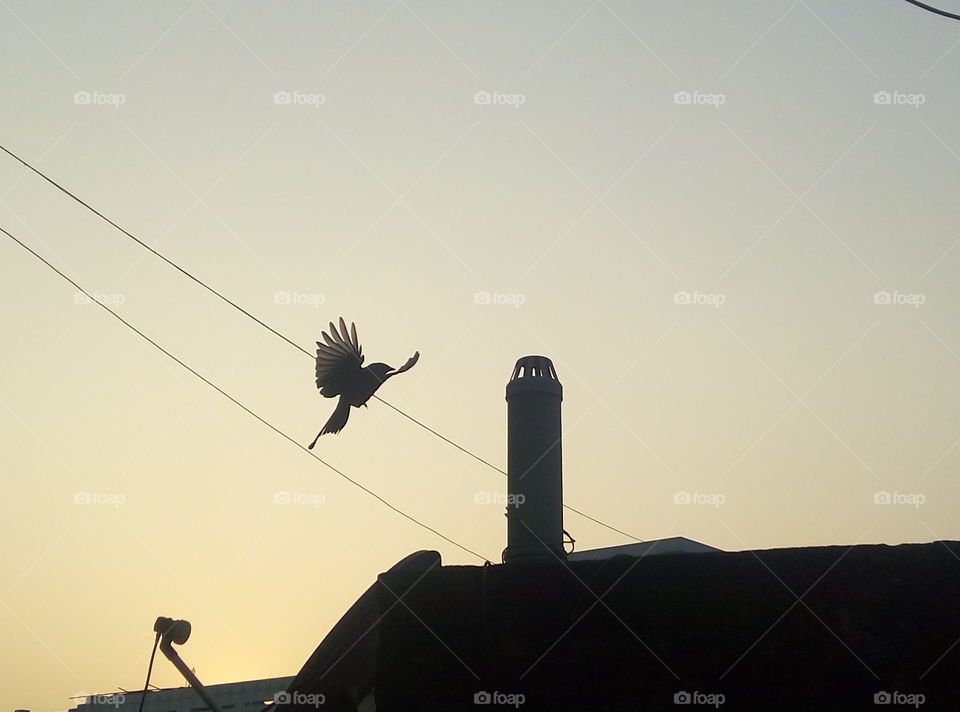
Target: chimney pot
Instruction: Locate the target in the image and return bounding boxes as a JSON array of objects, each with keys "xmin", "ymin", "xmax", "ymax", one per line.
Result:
[{"xmin": 502, "ymin": 355, "xmax": 565, "ymax": 564}]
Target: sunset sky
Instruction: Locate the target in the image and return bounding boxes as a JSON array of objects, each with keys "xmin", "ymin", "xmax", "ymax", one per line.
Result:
[{"xmin": 2, "ymin": 2, "xmax": 960, "ymax": 710}]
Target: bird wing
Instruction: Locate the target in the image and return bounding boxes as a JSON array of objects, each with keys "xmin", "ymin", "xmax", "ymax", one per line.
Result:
[{"xmin": 315, "ymin": 317, "xmax": 365, "ymax": 398}]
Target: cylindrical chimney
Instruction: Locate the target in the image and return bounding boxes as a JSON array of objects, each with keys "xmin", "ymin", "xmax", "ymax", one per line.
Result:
[{"xmin": 502, "ymin": 355, "xmax": 565, "ymax": 563}]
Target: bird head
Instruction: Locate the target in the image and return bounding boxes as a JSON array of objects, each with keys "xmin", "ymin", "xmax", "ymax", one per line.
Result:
[
  {"xmin": 367, "ymin": 351, "xmax": 419, "ymax": 385},
  {"xmin": 367, "ymin": 362, "xmax": 393, "ymax": 384},
  {"xmin": 368, "ymin": 352, "xmax": 420, "ymax": 383}
]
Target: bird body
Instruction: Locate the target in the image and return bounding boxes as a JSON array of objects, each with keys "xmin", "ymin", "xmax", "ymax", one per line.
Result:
[{"xmin": 309, "ymin": 318, "xmax": 419, "ymax": 447}]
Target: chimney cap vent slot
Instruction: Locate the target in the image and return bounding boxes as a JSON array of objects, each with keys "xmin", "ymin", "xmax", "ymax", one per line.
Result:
[{"xmin": 510, "ymin": 355, "xmax": 559, "ymax": 381}]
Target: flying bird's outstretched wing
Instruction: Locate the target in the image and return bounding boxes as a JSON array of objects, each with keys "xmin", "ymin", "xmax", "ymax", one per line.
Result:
[{"xmin": 315, "ymin": 317, "xmax": 364, "ymax": 398}]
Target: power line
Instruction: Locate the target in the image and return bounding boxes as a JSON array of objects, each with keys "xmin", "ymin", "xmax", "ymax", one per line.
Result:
[
  {"xmin": 0, "ymin": 143, "xmax": 645, "ymax": 543},
  {"xmin": 375, "ymin": 392, "xmax": 643, "ymax": 540},
  {"xmin": 1, "ymin": 223, "xmax": 489, "ymax": 563},
  {"xmin": 373, "ymin": 395, "xmax": 508, "ymax": 476},
  {"xmin": 374, "ymin": 398, "xmax": 634, "ymax": 536},
  {"xmin": 0, "ymin": 144, "xmax": 310, "ymax": 358},
  {"xmin": 903, "ymin": 0, "xmax": 960, "ymax": 20}
]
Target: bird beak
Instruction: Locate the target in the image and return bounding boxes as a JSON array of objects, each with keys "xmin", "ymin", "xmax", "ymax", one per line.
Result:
[{"xmin": 385, "ymin": 351, "xmax": 419, "ymax": 377}]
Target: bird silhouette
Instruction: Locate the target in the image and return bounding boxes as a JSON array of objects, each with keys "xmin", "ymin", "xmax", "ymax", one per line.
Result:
[{"xmin": 309, "ymin": 317, "xmax": 419, "ymax": 447}]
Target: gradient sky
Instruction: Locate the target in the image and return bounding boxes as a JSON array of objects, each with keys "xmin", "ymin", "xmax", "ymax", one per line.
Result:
[{"xmin": 2, "ymin": 1, "xmax": 960, "ymax": 710}]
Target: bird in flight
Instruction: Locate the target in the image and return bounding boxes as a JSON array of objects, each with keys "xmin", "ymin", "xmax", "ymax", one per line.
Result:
[{"xmin": 309, "ymin": 318, "xmax": 419, "ymax": 447}]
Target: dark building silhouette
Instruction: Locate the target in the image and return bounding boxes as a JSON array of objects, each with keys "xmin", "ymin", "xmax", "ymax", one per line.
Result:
[
  {"xmin": 276, "ymin": 357, "xmax": 960, "ymax": 710},
  {"xmin": 280, "ymin": 541, "xmax": 959, "ymax": 711}
]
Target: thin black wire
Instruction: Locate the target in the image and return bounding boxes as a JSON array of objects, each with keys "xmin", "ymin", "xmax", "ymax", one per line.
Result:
[
  {"xmin": 375, "ymin": 395, "xmax": 642, "ymax": 541},
  {"xmin": 903, "ymin": 0, "xmax": 960, "ymax": 20},
  {"xmin": 0, "ymin": 143, "xmax": 644, "ymax": 543},
  {"xmin": 1, "ymin": 224, "xmax": 488, "ymax": 562},
  {"xmin": 0, "ymin": 144, "xmax": 309, "ymax": 358},
  {"xmin": 371, "ymin": 395, "xmax": 508, "ymax": 475}
]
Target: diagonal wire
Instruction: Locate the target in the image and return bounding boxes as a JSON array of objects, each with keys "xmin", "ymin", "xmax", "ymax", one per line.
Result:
[
  {"xmin": 903, "ymin": 0, "xmax": 960, "ymax": 21},
  {"xmin": 373, "ymin": 396, "xmax": 643, "ymax": 542},
  {"xmin": 0, "ymin": 142, "xmax": 645, "ymax": 544},
  {"xmin": 0, "ymin": 143, "xmax": 308, "ymax": 356},
  {"xmin": 1, "ymin": 223, "xmax": 488, "ymax": 563}
]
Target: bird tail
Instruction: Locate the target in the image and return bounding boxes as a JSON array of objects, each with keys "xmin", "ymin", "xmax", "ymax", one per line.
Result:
[
  {"xmin": 309, "ymin": 398, "xmax": 351, "ymax": 448},
  {"xmin": 323, "ymin": 398, "xmax": 351, "ymax": 435},
  {"xmin": 307, "ymin": 398, "xmax": 350, "ymax": 450}
]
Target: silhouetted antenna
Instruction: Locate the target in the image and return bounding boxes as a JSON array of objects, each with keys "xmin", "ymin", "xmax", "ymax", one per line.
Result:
[
  {"xmin": 0, "ymin": 145, "xmax": 644, "ymax": 543},
  {"xmin": 1, "ymin": 224, "xmax": 488, "ymax": 563},
  {"xmin": 153, "ymin": 617, "xmax": 223, "ymax": 712}
]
